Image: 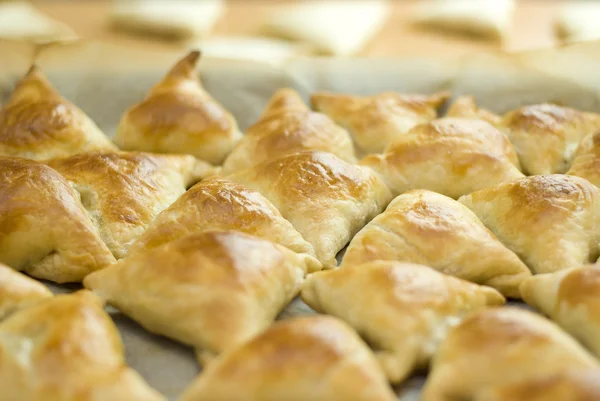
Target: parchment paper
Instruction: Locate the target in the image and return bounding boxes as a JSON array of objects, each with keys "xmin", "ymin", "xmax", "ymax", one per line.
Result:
[{"xmin": 2, "ymin": 38, "xmax": 600, "ymax": 400}]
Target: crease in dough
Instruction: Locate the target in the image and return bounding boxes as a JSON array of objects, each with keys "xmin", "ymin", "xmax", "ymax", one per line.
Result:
[
  {"xmin": 360, "ymin": 117, "xmax": 523, "ymax": 199},
  {"xmin": 0, "ymin": 262, "xmax": 52, "ymax": 320},
  {"xmin": 126, "ymin": 176, "xmax": 316, "ymax": 259},
  {"xmin": 114, "ymin": 51, "xmax": 242, "ymax": 165},
  {"xmin": 227, "ymin": 151, "xmax": 393, "ymax": 267},
  {"xmin": 85, "ymin": 230, "xmax": 321, "ymax": 364},
  {"xmin": 0, "ymin": 65, "xmax": 116, "ymax": 161},
  {"xmin": 301, "ymin": 261, "xmax": 505, "ymax": 384},
  {"xmin": 459, "ymin": 174, "xmax": 600, "ymax": 274},
  {"xmin": 568, "ymin": 130, "xmax": 600, "ymax": 187},
  {"xmin": 221, "ymin": 88, "xmax": 356, "ymax": 174},
  {"xmin": 180, "ymin": 316, "xmax": 397, "ymax": 401},
  {"xmin": 0, "ymin": 290, "xmax": 164, "ymax": 401},
  {"xmin": 341, "ymin": 190, "xmax": 531, "ymax": 298},
  {"xmin": 0, "ymin": 157, "xmax": 115, "ymax": 283},
  {"xmin": 46, "ymin": 151, "xmax": 214, "ymax": 259},
  {"xmin": 421, "ymin": 307, "xmax": 599, "ymax": 401},
  {"xmin": 311, "ymin": 91, "xmax": 450, "ymax": 155},
  {"xmin": 521, "ymin": 264, "xmax": 600, "ymax": 357}
]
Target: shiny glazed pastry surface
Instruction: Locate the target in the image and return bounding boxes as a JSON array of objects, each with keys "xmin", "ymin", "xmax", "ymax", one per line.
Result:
[{"xmin": 568, "ymin": 130, "xmax": 600, "ymax": 187}]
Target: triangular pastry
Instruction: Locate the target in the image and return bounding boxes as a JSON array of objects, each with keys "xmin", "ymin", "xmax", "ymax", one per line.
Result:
[
  {"xmin": 459, "ymin": 175, "xmax": 600, "ymax": 274},
  {"xmin": 47, "ymin": 151, "xmax": 213, "ymax": 259},
  {"xmin": 221, "ymin": 88, "xmax": 356, "ymax": 174},
  {"xmin": 311, "ymin": 91, "xmax": 450, "ymax": 155},
  {"xmin": 115, "ymin": 51, "xmax": 242, "ymax": 165},
  {"xmin": 521, "ymin": 264, "xmax": 600, "ymax": 357},
  {"xmin": 0, "ymin": 1, "xmax": 77, "ymax": 43},
  {"xmin": 360, "ymin": 117, "xmax": 523, "ymax": 198},
  {"xmin": 341, "ymin": 190, "xmax": 531, "ymax": 297},
  {"xmin": 127, "ymin": 176, "xmax": 316, "ymax": 258},
  {"xmin": 301, "ymin": 261, "xmax": 505, "ymax": 384},
  {"xmin": 85, "ymin": 231, "xmax": 321, "ymax": 364},
  {"xmin": 0, "ymin": 263, "xmax": 52, "ymax": 320},
  {"xmin": 446, "ymin": 96, "xmax": 502, "ymax": 126},
  {"xmin": 180, "ymin": 316, "xmax": 397, "ymax": 401},
  {"xmin": 421, "ymin": 307, "xmax": 599, "ymax": 401},
  {"xmin": 0, "ymin": 157, "xmax": 115, "ymax": 283},
  {"xmin": 0, "ymin": 290, "xmax": 164, "ymax": 401},
  {"xmin": 0, "ymin": 66, "xmax": 116, "ymax": 161},
  {"xmin": 228, "ymin": 151, "xmax": 392, "ymax": 267},
  {"xmin": 568, "ymin": 131, "xmax": 600, "ymax": 187}
]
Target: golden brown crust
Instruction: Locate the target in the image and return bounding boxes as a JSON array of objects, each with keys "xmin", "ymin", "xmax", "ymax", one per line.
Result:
[
  {"xmin": 114, "ymin": 51, "xmax": 242, "ymax": 165},
  {"xmin": 0, "ymin": 66, "xmax": 116, "ymax": 160},
  {"xmin": 180, "ymin": 316, "xmax": 397, "ymax": 401},
  {"xmin": 127, "ymin": 176, "xmax": 316, "ymax": 258},
  {"xmin": 502, "ymin": 104, "xmax": 600, "ymax": 175},
  {"xmin": 47, "ymin": 151, "xmax": 211, "ymax": 259},
  {"xmin": 228, "ymin": 151, "xmax": 392, "ymax": 267},
  {"xmin": 0, "ymin": 157, "xmax": 115, "ymax": 283},
  {"xmin": 422, "ymin": 307, "xmax": 599, "ymax": 401},
  {"xmin": 568, "ymin": 130, "xmax": 600, "ymax": 187},
  {"xmin": 459, "ymin": 175, "xmax": 600, "ymax": 274},
  {"xmin": 446, "ymin": 96, "xmax": 503, "ymax": 126},
  {"xmin": 85, "ymin": 230, "xmax": 320, "ymax": 359},
  {"xmin": 361, "ymin": 117, "xmax": 523, "ymax": 198},
  {"xmin": 221, "ymin": 89, "xmax": 356, "ymax": 174},
  {"xmin": 301, "ymin": 261, "xmax": 505, "ymax": 384},
  {"xmin": 0, "ymin": 290, "xmax": 164, "ymax": 401},
  {"xmin": 0, "ymin": 263, "xmax": 52, "ymax": 320},
  {"xmin": 311, "ymin": 91, "xmax": 450, "ymax": 155},
  {"xmin": 342, "ymin": 190, "xmax": 531, "ymax": 297}
]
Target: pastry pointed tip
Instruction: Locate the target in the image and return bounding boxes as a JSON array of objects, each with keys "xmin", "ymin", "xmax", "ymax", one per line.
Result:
[
  {"xmin": 166, "ymin": 50, "xmax": 202, "ymax": 81},
  {"xmin": 8, "ymin": 64, "xmax": 61, "ymax": 105},
  {"xmin": 263, "ymin": 88, "xmax": 308, "ymax": 116}
]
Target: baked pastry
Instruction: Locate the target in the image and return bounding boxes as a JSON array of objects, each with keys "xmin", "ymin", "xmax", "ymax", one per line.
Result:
[
  {"xmin": 47, "ymin": 151, "xmax": 213, "ymax": 259},
  {"xmin": 459, "ymin": 175, "xmax": 600, "ymax": 274},
  {"xmin": 85, "ymin": 230, "xmax": 321, "ymax": 364},
  {"xmin": 502, "ymin": 104, "xmax": 600, "ymax": 175},
  {"xmin": 360, "ymin": 118, "xmax": 523, "ymax": 198},
  {"xmin": 180, "ymin": 316, "xmax": 397, "ymax": 401},
  {"xmin": 473, "ymin": 370, "xmax": 600, "ymax": 401},
  {"xmin": 228, "ymin": 151, "xmax": 392, "ymax": 267},
  {"xmin": 446, "ymin": 96, "xmax": 502, "ymax": 126},
  {"xmin": 521, "ymin": 264, "xmax": 600, "ymax": 357},
  {"xmin": 0, "ymin": 263, "xmax": 52, "ymax": 320},
  {"xmin": 0, "ymin": 1, "xmax": 77, "ymax": 43},
  {"xmin": 0, "ymin": 290, "xmax": 164, "ymax": 401},
  {"xmin": 0, "ymin": 66, "xmax": 116, "ymax": 160},
  {"xmin": 421, "ymin": 307, "xmax": 599, "ymax": 401},
  {"xmin": 555, "ymin": 1, "xmax": 600, "ymax": 43},
  {"xmin": 568, "ymin": 131, "xmax": 600, "ymax": 187},
  {"xmin": 260, "ymin": 0, "xmax": 390, "ymax": 56},
  {"xmin": 0, "ymin": 157, "xmax": 115, "ymax": 283},
  {"xmin": 311, "ymin": 91, "xmax": 450, "ymax": 155},
  {"xmin": 342, "ymin": 190, "xmax": 530, "ymax": 297},
  {"xmin": 127, "ymin": 176, "xmax": 316, "ymax": 258},
  {"xmin": 221, "ymin": 88, "xmax": 356, "ymax": 174},
  {"xmin": 114, "ymin": 51, "xmax": 242, "ymax": 165},
  {"xmin": 302, "ymin": 261, "xmax": 505, "ymax": 384}
]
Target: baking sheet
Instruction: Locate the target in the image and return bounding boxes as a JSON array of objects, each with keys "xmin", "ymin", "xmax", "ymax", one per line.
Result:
[{"xmin": 3, "ymin": 38, "xmax": 600, "ymax": 400}]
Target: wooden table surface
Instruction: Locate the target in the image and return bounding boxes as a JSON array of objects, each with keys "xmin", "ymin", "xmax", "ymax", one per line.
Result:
[{"xmin": 33, "ymin": 0, "xmax": 566, "ymax": 57}]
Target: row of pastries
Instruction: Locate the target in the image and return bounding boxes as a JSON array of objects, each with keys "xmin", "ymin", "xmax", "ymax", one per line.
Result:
[{"xmin": 1, "ymin": 50, "xmax": 600, "ymax": 400}]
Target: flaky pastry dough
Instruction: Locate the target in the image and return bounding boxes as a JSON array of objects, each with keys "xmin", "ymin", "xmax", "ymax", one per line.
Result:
[
  {"xmin": 568, "ymin": 130, "xmax": 600, "ymax": 187},
  {"xmin": 0, "ymin": 263, "xmax": 52, "ymax": 320}
]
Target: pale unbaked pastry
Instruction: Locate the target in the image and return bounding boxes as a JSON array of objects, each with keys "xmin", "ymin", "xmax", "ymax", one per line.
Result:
[
  {"xmin": 521, "ymin": 264, "xmax": 600, "ymax": 357},
  {"xmin": 459, "ymin": 175, "xmax": 600, "ymax": 274},
  {"xmin": 0, "ymin": 1, "xmax": 77, "ymax": 43},
  {"xmin": 47, "ymin": 151, "xmax": 213, "ymax": 259},
  {"xmin": 446, "ymin": 96, "xmax": 502, "ymax": 126},
  {"xmin": 311, "ymin": 91, "xmax": 450, "ymax": 155},
  {"xmin": 302, "ymin": 261, "xmax": 505, "ymax": 384},
  {"xmin": 0, "ymin": 157, "xmax": 115, "ymax": 283},
  {"xmin": 555, "ymin": 1, "xmax": 600, "ymax": 43},
  {"xmin": 127, "ymin": 176, "xmax": 316, "ymax": 258},
  {"xmin": 342, "ymin": 190, "xmax": 531, "ymax": 297},
  {"xmin": 228, "ymin": 151, "xmax": 392, "ymax": 267},
  {"xmin": 361, "ymin": 117, "xmax": 523, "ymax": 198},
  {"xmin": 0, "ymin": 66, "xmax": 116, "ymax": 160},
  {"xmin": 568, "ymin": 130, "xmax": 600, "ymax": 187},
  {"xmin": 180, "ymin": 316, "xmax": 397, "ymax": 401},
  {"xmin": 85, "ymin": 230, "xmax": 320, "ymax": 364},
  {"xmin": 115, "ymin": 51, "xmax": 242, "ymax": 165},
  {"xmin": 0, "ymin": 290, "xmax": 164, "ymax": 401},
  {"xmin": 221, "ymin": 88, "xmax": 356, "ymax": 174},
  {"xmin": 0, "ymin": 263, "xmax": 52, "ymax": 320},
  {"xmin": 421, "ymin": 307, "xmax": 599, "ymax": 401}
]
